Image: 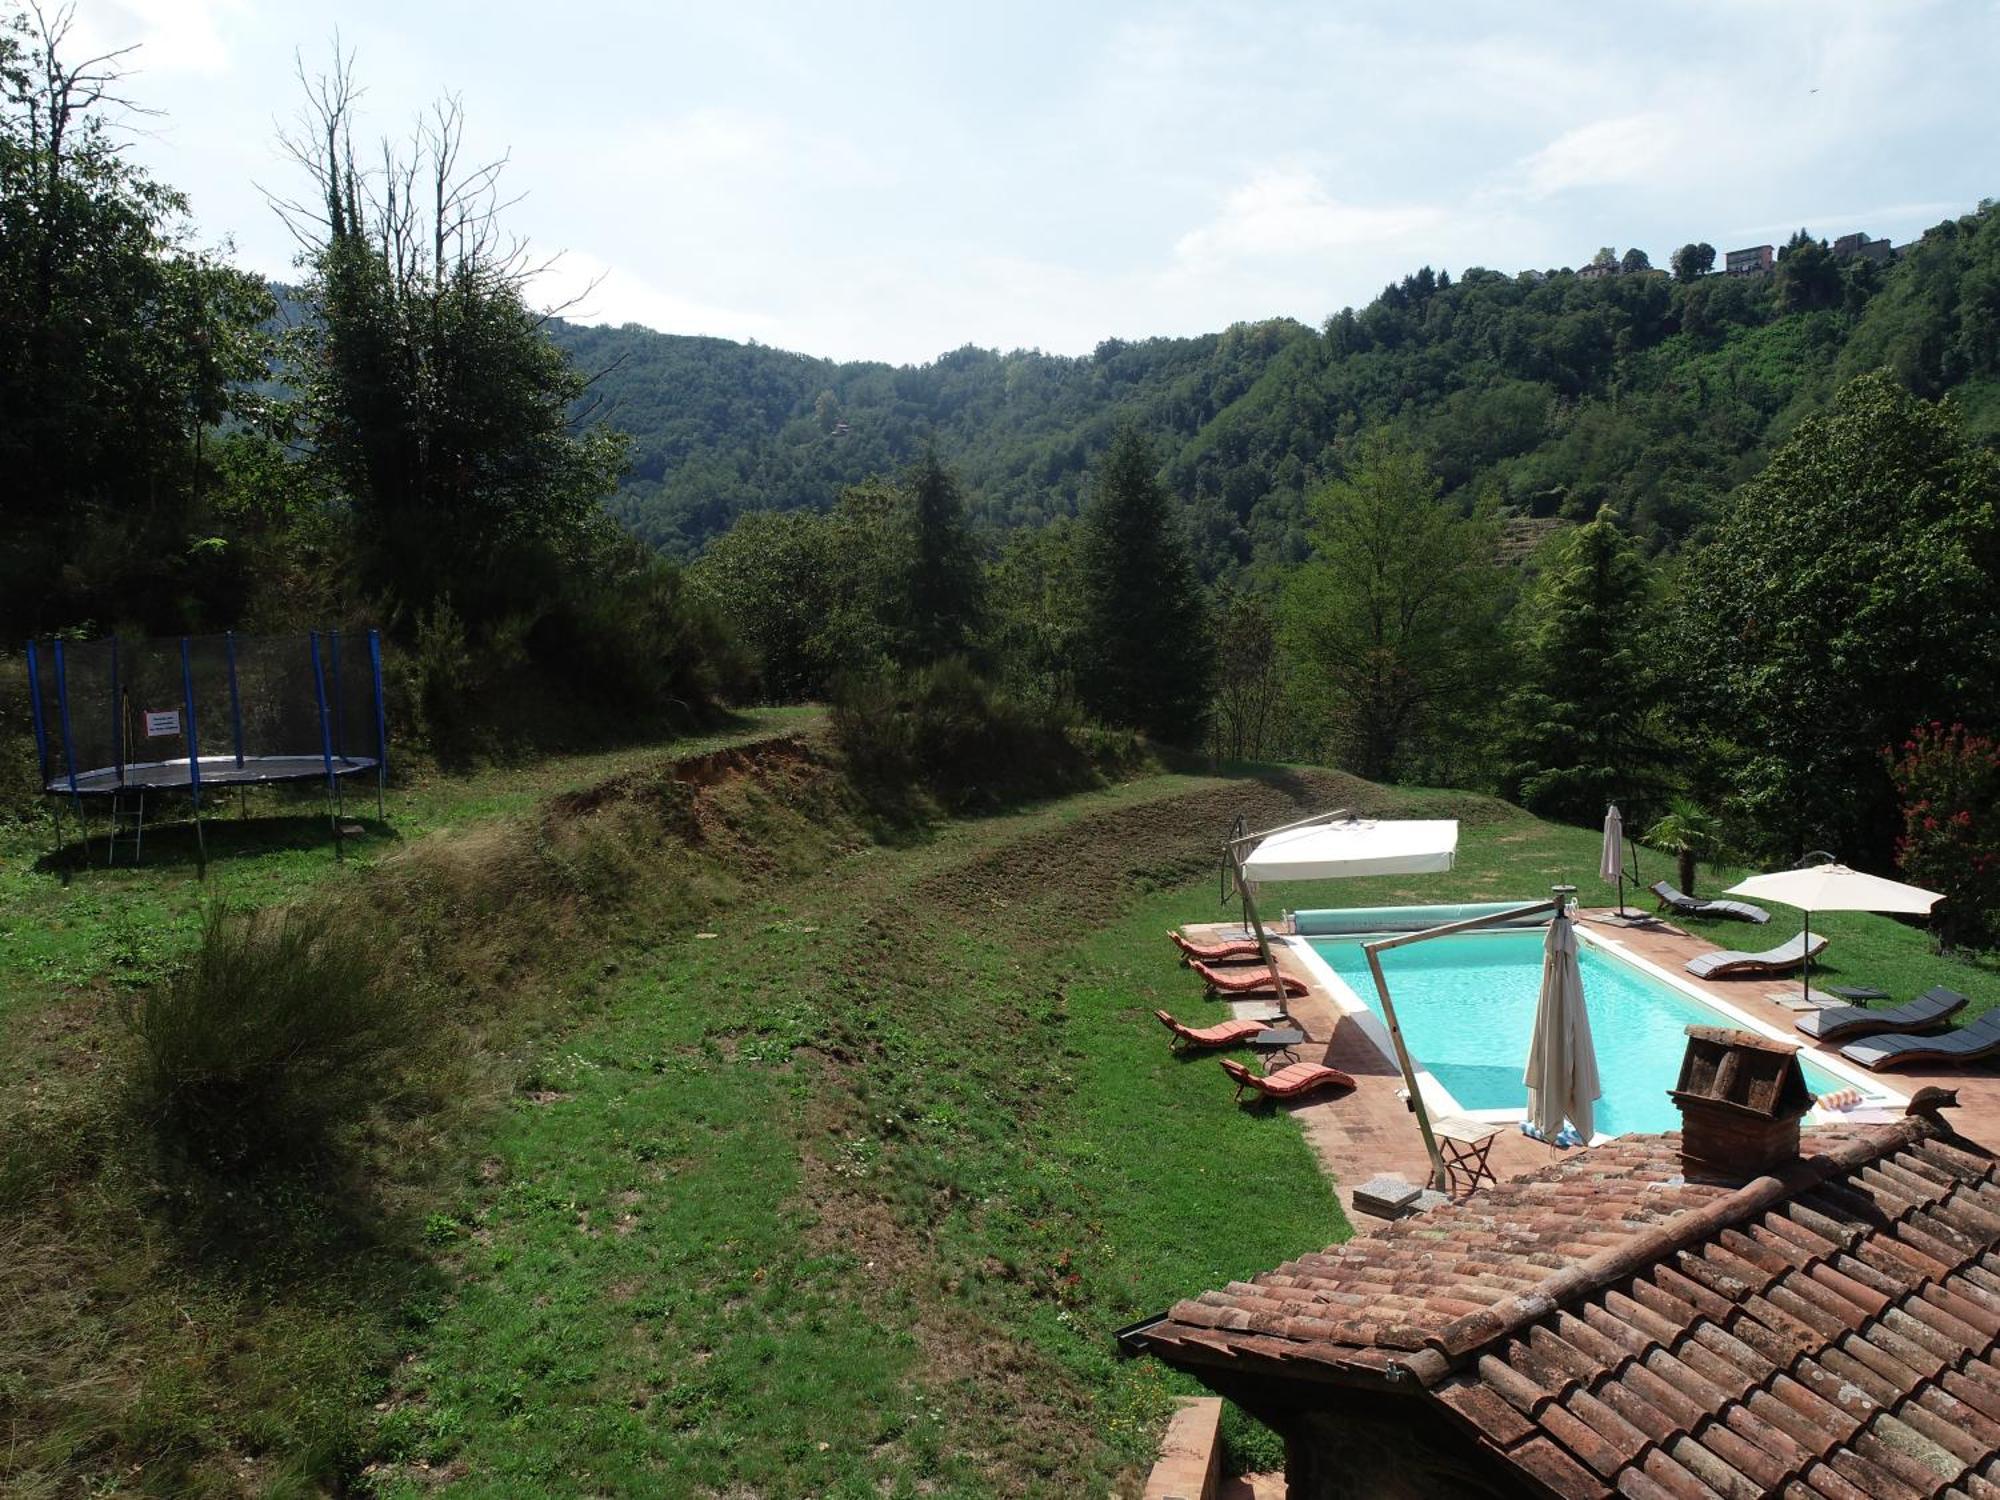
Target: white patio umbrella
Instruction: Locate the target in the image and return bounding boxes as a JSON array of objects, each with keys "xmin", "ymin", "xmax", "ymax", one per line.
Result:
[
  {"xmin": 1523, "ymin": 901, "xmax": 1601, "ymax": 1145},
  {"xmin": 1601, "ymin": 805, "xmax": 1630, "ymax": 917},
  {"xmin": 1724, "ymin": 862, "xmax": 1944, "ymax": 1001}
]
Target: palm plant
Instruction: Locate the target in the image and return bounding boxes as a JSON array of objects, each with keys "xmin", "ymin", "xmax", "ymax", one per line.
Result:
[{"xmin": 1646, "ymin": 797, "xmax": 1722, "ymax": 895}]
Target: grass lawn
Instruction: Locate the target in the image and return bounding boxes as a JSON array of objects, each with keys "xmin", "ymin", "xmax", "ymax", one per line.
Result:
[
  {"xmin": 5, "ymin": 742, "xmax": 1998, "ymax": 1495},
  {"xmin": 0, "ymin": 707, "xmax": 822, "ymax": 1025}
]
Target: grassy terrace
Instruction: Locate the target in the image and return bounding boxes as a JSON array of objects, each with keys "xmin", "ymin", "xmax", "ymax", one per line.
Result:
[{"xmin": 3, "ymin": 737, "xmax": 1997, "ymax": 1496}]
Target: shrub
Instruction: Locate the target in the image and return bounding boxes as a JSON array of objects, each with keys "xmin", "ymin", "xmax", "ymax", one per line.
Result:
[
  {"xmin": 1886, "ymin": 722, "xmax": 2000, "ymax": 952},
  {"xmin": 832, "ymin": 659, "xmax": 1092, "ymax": 814},
  {"xmin": 122, "ymin": 903, "xmax": 413, "ymax": 1178}
]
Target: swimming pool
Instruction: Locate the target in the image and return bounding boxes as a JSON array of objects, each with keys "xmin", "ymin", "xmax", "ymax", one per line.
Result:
[{"xmin": 1303, "ymin": 927, "xmax": 1863, "ymax": 1136}]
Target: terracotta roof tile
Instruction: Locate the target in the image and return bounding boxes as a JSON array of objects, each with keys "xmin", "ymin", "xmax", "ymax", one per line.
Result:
[{"xmin": 1141, "ymin": 1116, "xmax": 2000, "ymax": 1497}]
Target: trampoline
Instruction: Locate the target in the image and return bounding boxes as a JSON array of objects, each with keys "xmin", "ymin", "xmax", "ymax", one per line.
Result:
[{"xmin": 24, "ymin": 628, "xmax": 388, "ymax": 868}]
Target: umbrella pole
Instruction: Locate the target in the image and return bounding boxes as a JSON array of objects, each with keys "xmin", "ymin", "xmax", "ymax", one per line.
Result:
[{"xmin": 1802, "ymin": 909, "xmax": 1812, "ymax": 1003}]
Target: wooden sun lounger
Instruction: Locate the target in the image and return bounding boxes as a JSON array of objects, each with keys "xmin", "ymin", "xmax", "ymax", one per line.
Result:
[
  {"xmin": 1839, "ymin": 1010, "xmax": 2000, "ymax": 1072},
  {"xmin": 1794, "ymin": 986, "xmax": 1968, "ymax": 1043},
  {"xmin": 1153, "ymin": 1009, "xmax": 1267, "ymax": 1052},
  {"xmin": 1167, "ymin": 930, "xmax": 1264, "ymax": 965},
  {"xmin": 1218, "ymin": 1057, "xmax": 1356, "ymax": 1104},
  {"xmin": 1684, "ymin": 931, "xmax": 1828, "ymax": 980},
  {"xmin": 1651, "ymin": 881, "xmax": 1771, "ymax": 925},
  {"xmin": 1189, "ymin": 959, "xmax": 1307, "ymax": 998}
]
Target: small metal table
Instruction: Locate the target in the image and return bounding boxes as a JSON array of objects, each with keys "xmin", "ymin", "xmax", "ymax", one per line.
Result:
[
  {"xmin": 1251, "ymin": 1027, "xmax": 1306, "ymax": 1065},
  {"xmin": 1826, "ymin": 985, "xmax": 1891, "ymax": 1004},
  {"xmin": 1432, "ymin": 1115, "xmax": 1502, "ymax": 1196}
]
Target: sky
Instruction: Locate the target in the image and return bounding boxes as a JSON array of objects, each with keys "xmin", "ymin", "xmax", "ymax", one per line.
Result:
[{"xmin": 62, "ymin": 0, "xmax": 2000, "ymax": 365}]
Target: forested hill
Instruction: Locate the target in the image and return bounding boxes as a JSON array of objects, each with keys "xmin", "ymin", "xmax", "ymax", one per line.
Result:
[{"xmin": 553, "ymin": 201, "xmax": 2000, "ymax": 573}]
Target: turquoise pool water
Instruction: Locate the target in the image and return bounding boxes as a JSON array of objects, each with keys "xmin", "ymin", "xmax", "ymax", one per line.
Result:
[{"xmin": 1309, "ymin": 929, "xmax": 1850, "ymax": 1136}]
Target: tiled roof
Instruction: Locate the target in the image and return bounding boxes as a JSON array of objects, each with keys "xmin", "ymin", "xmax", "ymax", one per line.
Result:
[{"xmin": 1141, "ymin": 1116, "xmax": 2000, "ymax": 1499}]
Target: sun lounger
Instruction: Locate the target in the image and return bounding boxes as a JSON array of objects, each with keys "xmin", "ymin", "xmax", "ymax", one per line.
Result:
[
  {"xmin": 1652, "ymin": 881, "xmax": 1770, "ymax": 925},
  {"xmin": 1794, "ymin": 986, "xmax": 1968, "ymax": 1043},
  {"xmin": 1684, "ymin": 931, "xmax": 1828, "ymax": 980},
  {"xmin": 1218, "ymin": 1057, "xmax": 1355, "ymax": 1103},
  {"xmin": 1840, "ymin": 1010, "xmax": 2000, "ymax": 1072},
  {"xmin": 1153, "ymin": 1009, "xmax": 1267, "ymax": 1052},
  {"xmin": 1189, "ymin": 959, "xmax": 1307, "ymax": 998},
  {"xmin": 1167, "ymin": 930, "xmax": 1265, "ymax": 965}
]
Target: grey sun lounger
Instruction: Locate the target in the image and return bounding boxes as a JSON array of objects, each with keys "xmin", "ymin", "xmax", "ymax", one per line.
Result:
[
  {"xmin": 1652, "ymin": 881, "xmax": 1770, "ymax": 925},
  {"xmin": 1684, "ymin": 930, "xmax": 1828, "ymax": 980},
  {"xmin": 1840, "ymin": 1009, "xmax": 2000, "ymax": 1072},
  {"xmin": 1794, "ymin": 986, "xmax": 1969, "ymax": 1043}
]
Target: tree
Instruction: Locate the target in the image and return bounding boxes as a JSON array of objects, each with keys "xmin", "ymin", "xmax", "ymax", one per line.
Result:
[
  {"xmin": 901, "ymin": 447, "xmax": 984, "ymax": 665},
  {"xmin": 1280, "ymin": 435, "xmax": 1505, "ymax": 781},
  {"xmin": 1670, "ymin": 242, "xmax": 1716, "ymax": 282},
  {"xmin": 1590, "ymin": 246, "xmax": 1618, "ymax": 268},
  {"xmin": 1775, "ymin": 231, "xmax": 1840, "ymax": 312},
  {"xmin": 985, "ymin": 519, "xmax": 1083, "ymax": 708},
  {"xmin": 1505, "ymin": 508, "xmax": 1661, "ymax": 822},
  {"xmin": 1075, "ymin": 427, "xmax": 1214, "ymax": 742},
  {"xmin": 1669, "ymin": 374, "xmax": 2000, "ymax": 860},
  {"xmin": 1646, "ymin": 798, "xmax": 1723, "ymax": 896},
  {"xmin": 272, "ymin": 52, "xmax": 623, "ymax": 619},
  {"xmin": 1886, "ymin": 723, "xmax": 2000, "ymax": 952},
  {"xmin": 1620, "ymin": 247, "xmax": 1652, "ymax": 275},
  {"xmin": 0, "ymin": 3, "xmax": 273, "ymax": 633},
  {"xmin": 1209, "ymin": 586, "xmax": 1284, "ymax": 762}
]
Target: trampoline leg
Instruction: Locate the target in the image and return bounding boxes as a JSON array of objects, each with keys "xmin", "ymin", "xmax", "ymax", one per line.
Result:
[
  {"xmin": 134, "ymin": 793, "xmax": 144, "ymax": 866},
  {"xmin": 191, "ymin": 802, "xmax": 205, "ymax": 877}
]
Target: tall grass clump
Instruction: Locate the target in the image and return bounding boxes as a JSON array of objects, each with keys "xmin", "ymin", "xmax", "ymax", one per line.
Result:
[{"xmin": 122, "ymin": 903, "xmax": 413, "ymax": 1180}]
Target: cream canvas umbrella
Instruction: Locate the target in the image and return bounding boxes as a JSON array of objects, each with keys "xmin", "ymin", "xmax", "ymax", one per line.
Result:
[
  {"xmin": 1601, "ymin": 804, "xmax": 1631, "ymax": 918},
  {"xmin": 1523, "ymin": 899, "xmax": 1600, "ymax": 1146},
  {"xmin": 1725, "ymin": 862, "xmax": 1944, "ymax": 1001}
]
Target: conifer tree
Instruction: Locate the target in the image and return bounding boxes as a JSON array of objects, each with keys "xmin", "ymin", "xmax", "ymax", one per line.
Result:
[
  {"xmin": 1076, "ymin": 427, "xmax": 1214, "ymax": 742},
  {"xmin": 902, "ymin": 448, "xmax": 985, "ymax": 665},
  {"xmin": 1505, "ymin": 508, "xmax": 1660, "ymax": 823}
]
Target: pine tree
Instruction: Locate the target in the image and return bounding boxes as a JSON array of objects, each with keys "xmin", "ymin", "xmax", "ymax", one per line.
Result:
[
  {"xmin": 902, "ymin": 448, "xmax": 985, "ymax": 665},
  {"xmin": 1076, "ymin": 427, "xmax": 1214, "ymax": 742},
  {"xmin": 1506, "ymin": 508, "xmax": 1660, "ymax": 823}
]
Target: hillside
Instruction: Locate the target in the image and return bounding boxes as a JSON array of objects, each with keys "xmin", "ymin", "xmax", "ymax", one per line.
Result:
[{"xmin": 556, "ymin": 201, "xmax": 2000, "ymax": 573}]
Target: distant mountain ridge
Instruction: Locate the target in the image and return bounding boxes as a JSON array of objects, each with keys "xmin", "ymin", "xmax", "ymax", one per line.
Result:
[{"xmin": 541, "ymin": 200, "xmax": 1999, "ymax": 575}]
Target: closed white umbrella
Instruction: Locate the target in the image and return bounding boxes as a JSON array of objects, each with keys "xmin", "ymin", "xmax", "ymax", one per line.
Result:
[
  {"xmin": 1725, "ymin": 863, "xmax": 1944, "ymax": 1001},
  {"xmin": 1601, "ymin": 805, "xmax": 1629, "ymax": 917},
  {"xmin": 1523, "ymin": 902, "xmax": 1600, "ymax": 1145}
]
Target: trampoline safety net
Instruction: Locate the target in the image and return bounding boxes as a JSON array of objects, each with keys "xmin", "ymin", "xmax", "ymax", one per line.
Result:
[{"xmin": 25, "ymin": 629, "xmax": 387, "ymax": 801}]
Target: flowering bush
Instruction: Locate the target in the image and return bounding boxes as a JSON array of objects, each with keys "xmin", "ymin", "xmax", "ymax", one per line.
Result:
[{"xmin": 1886, "ymin": 723, "xmax": 2000, "ymax": 952}]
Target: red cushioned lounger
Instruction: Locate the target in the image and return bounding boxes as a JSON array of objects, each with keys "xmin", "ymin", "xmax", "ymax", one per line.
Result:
[
  {"xmin": 1153, "ymin": 1009, "xmax": 1267, "ymax": 1051},
  {"xmin": 1167, "ymin": 930, "xmax": 1266, "ymax": 965},
  {"xmin": 1218, "ymin": 1057, "xmax": 1355, "ymax": 1103},
  {"xmin": 1190, "ymin": 959, "xmax": 1307, "ymax": 997}
]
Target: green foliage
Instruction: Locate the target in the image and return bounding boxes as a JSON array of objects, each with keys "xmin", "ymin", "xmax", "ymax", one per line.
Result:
[
  {"xmin": 280, "ymin": 77, "xmax": 625, "ymax": 620},
  {"xmin": 1672, "ymin": 243, "xmax": 1716, "ymax": 282},
  {"xmin": 830, "ymin": 658, "xmax": 1093, "ymax": 813},
  {"xmin": 985, "ymin": 518, "xmax": 1085, "ymax": 709},
  {"xmin": 1075, "ymin": 428, "xmax": 1215, "ymax": 743},
  {"xmin": 1645, "ymin": 797, "xmax": 1724, "ymax": 896},
  {"xmin": 1887, "ymin": 723, "xmax": 2000, "ymax": 952},
  {"xmin": 1505, "ymin": 509, "xmax": 1663, "ymax": 823},
  {"xmin": 1668, "ymin": 374, "xmax": 2000, "ymax": 861},
  {"xmin": 1281, "ymin": 435, "xmax": 1508, "ymax": 781},
  {"xmin": 122, "ymin": 902, "xmax": 411, "ymax": 1179},
  {"xmin": 1208, "ymin": 587, "xmax": 1285, "ymax": 763},
  {"xmin": 904, "ymin": 448, "xmax": 987, "ymax": 665},
  {"xmin": 0, "ymin": 6, "xmax": 276, "ymax": 636}
]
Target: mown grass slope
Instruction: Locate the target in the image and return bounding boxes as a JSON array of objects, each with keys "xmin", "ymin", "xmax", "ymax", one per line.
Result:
[{"xmin": 3, "ymin": 734, "xmax": 1996, "ymax": 1497}]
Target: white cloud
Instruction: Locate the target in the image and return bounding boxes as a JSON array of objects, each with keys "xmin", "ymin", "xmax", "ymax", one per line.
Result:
[
  {"xmin": 1515, "ymin": 113, "xmax": 1677, "ymax": 200},
  {"xmin": 530, "ymin": 251, "xmax": 786, "ymax": 345},
  {"xmin": 1174, "ymin": 167, "xmax": 1446, "ymax": 270},
  {"xmin": 71, "ymin": 0, "xmax": 240, "ymax": 77}
]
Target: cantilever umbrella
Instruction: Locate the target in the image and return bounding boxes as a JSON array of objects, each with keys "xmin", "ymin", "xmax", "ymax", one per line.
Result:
[
  {"xmin": 1724, "ymin": 863, "xmax": 1944, "ymax": 1001},
  {"xmin": 1523, "ymin": 900, "xmax": 1600, "ymax": 1145},
  {"xmin": 1601, "ymin": 804, "xmax": 1631, "ymax": 919}
]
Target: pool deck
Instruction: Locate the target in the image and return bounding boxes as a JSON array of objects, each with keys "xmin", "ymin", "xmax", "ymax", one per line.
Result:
[{"xmin": 1181, "ymin": 910, "xmax": 2000, "ymax": 1223}]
